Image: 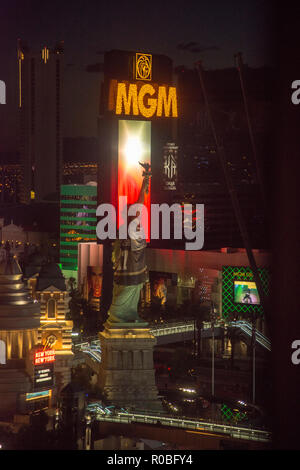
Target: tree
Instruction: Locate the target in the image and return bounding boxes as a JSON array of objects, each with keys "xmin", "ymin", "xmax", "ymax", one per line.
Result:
[
  {"xmin": 71, "ymin": 364, "xmax": 93, "ymax": 391},
  {"xmin": 67, "ymin": 288, "xmax": 84, "ymax": 330},
  {"xmin": 68, "ymin": 287, "xmax": 101, "ymax": 335},
  {"xmin": 226, "ymin": 312, "xmax": 239, "ymax": 369},
  {"xmin": 168, "ymin": 347, "xmax": 192, "ymax": 380},
  {"xmin": 192, "ymin": 300, "xmax": 211, "ymax": 357},
  {"xmin": 14, "ymin": 411, "xmax": 53, "ymax": 450},
  {"xmin": 67, "ymin": 276, "xmax": 77, "ymax": 293}
]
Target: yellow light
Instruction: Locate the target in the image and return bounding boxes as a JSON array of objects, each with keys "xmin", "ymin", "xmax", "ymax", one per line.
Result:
[
  {"xmin": 114, "ymin": 81, "xmax": 178, "ymax": 118},
  {"xmin": 138, "ymin": 84, "xmax": 156, "ymax": 118},
  {"xmin": 42, "ymin": 47, "xmax": 49, "ymax": 64},
  {"xmin": 157, "ymin": 86, "xmax": 178, "ymax": 117},
  {"xmin": 135, "ymin": 53, "xmax": 152, "ymax": 81},
  {"xmin": 116, "ymin": 83, "xmax": 138, "ymax": 116}
]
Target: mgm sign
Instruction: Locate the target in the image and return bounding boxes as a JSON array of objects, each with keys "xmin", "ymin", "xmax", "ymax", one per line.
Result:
[
  {"xmin": 107, "ymin": 51, "xmax": 177, "ymax": 119},
  {"xmin": 104, "ymin": 51, "xmax": 178, "ymax": 119},
  {"xmin": 100, "ymin": 50, "xmax": 179, "ymax": 211}
]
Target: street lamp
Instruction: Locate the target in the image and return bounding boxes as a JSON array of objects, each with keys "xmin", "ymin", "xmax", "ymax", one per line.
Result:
[
  {"xmin": 85, "ymin": 413, "xmax": 92, "ymax": 450},
  {"xmin": 54, "ymin": 408, "xmax": 60, "ymax": 430},
  {"xmin": 252, "ymin": 314, "xmax": 257, "ymax": 405},
  {"xmin": 210, "ymin": 302, "xmax": 217, "ymax": 414}
]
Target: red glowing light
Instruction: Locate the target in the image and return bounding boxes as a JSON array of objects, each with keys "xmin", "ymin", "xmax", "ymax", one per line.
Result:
[
  {"xmin": 34, "ymin": 349, "xmax": 55, "ymax": 365},
  {"xmin": 118, "ymin": 120, "xmax": 151, "ymax": 241}
]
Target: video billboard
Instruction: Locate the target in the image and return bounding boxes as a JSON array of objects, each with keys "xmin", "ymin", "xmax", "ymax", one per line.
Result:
[
  {"xmin": 234, "ymin": 280, "xmax": 260, "ymax": 305},
  {"xmin": 222, "ymin": 266, "xmax": 269, "ymax": 319},
  {"xmin": 118, "ymin": 119, "xmax": 151, "ymax": 239}
]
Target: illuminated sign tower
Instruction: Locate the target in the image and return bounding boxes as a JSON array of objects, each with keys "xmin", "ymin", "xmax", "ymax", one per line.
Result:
[
  {"xmin": 96, "ymin": 50, "xmax": 178, "ymax": 411},
  {"xmin": 98, "ymin": 50, "xmax": 178, "ymax": 214}
]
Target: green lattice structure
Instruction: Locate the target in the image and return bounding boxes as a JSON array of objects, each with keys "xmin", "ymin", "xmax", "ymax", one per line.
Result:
[
  {"xmin": 221, "ymin": 404, "xmax": 247, "ymax": 423},
  {"xmin": 222, "ymin": 266, "xmax": 269, "ymax": 320},
  {"xmin": 60, "ymin": 184, "xmax": 97, "ymax": 271}
]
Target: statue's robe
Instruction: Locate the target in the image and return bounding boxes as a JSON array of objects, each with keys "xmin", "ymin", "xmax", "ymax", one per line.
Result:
[{"xmin": 108, "ymin": 236, "xmax": 147, "ymax": 324}]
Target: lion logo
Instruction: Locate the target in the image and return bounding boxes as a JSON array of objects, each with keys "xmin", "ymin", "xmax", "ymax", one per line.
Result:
[{"xmin": 135, "ymin": 53, "xmax": 152, "ymax": 81}]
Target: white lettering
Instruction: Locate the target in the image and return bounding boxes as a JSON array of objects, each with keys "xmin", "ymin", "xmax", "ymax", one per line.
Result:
[
  {"xmin": 151, "ymin": 203, "xmax": 182, "ymax": 240},
  {"xmin": 184, "ymin": 203, "xmax": 204, "ymax": 250},
  {"xmin": 96, "ymin": 200, "xmax": 205, "ymax": 251},
  {"xmin": 291, "ymin": 80, "xmax": 300, "ymax": 105},
  {"xmin": 291, "ymin": 340, "xmax": 300, "ymax": 365},
  {"xmin": 0, "ymin": 80, "xmax": 5, "ymax": 104},
  {"xmin": 96, "ymin": 204, "xmax": 116, "ymax": 240}
]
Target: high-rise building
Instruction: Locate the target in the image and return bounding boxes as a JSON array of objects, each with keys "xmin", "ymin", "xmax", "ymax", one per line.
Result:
[
  {"xmin": 60, "ymin": 184, "xmax": 97, "ymax": 279},
  {"xmin": 18, "ymin": 40, "xmax": 64, "ymax": 203}
]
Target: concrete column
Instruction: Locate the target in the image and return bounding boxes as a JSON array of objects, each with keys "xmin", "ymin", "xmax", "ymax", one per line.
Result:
[
  {"xmin": 142, "ymin": 349, "xmax": 152, "ymax": 368},
  {"xmin": 106, "ymin": 348, "xmax": 113, "ymax": 368},
  {"xmin": 112, "ymin": 350, "xmax": 119, "ymax": 369},
  {"xmin": 133, "ymin": 350, "xmax": 142, "ymax": 369},
  {"xmin": 122, "ymin": 350, "xmax": 128, "ymax": 369}
]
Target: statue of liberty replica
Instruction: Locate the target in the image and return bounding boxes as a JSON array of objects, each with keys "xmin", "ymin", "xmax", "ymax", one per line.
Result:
[
  {"xmin": 98, "ymin": 163, "xmax": 162, "ymax": 411},
  {"xmin": 107, "ymin": 161, "xmax": 150, "ymax": 326}
]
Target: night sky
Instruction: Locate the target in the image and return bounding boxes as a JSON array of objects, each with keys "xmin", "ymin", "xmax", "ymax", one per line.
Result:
[{"xmin": 0, "ymin": 0, "xmax": 272, "ymax": 151}]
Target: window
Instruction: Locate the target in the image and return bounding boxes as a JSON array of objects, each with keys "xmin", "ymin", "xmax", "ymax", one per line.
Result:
[{"xmin": 47, "ymin": 299, "xmax": 56, "ymax": 319}]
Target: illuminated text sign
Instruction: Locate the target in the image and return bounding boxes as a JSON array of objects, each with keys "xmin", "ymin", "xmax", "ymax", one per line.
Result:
[
  {"xmin": 34, "ymin": 349, "xmax": 55, "ymax": 365},
  {"xmin": 34, "ymin": 364, "xmax": 54, "ymax": 389},
  {"xmin": 108, "ymin": 80, "xmax": 178, "ymax": 118},
  {"xmin": 163, "ymin": 143, "xmax": 178, "ymax": 190}
]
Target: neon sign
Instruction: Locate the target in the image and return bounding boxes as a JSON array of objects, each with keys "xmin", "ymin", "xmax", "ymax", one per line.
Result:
[
  {"xmin": 34, "ymin": 349, "xmax": 55, "ymax": 365},
  {"xmin": 108, "ymin": 80, "xmax": 178, "ymax": 118},
  {"xmin": 26, "ymin": 390, "xmax": 51, "ymax": 401}
]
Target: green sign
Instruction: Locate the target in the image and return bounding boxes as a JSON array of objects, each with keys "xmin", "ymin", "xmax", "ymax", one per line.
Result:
[{"xmin": 222, "ymin": 266, "xmax": 269, "ymax": 320}]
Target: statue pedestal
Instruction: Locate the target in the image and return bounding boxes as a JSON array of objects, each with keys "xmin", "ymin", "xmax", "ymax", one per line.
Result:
[{"xmin": 98, "ymin": 321, "xmax": 162, "ymax": 412}]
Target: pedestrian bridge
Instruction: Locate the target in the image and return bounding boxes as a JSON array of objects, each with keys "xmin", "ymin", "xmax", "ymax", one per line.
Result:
[
  {"xmin": 92, "ymin": 410, "xmax": 271, "ymax": 450},
  {"xmin": 73, "ymin": 319, "xmax": 271, "ymax": 367}
]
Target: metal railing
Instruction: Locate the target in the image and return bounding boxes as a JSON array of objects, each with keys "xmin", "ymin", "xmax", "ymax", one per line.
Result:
[
  {"xmin": 94, "ymin": 410, "xmax": 271, "ymax": 443},
  {"xmin": 150, "ymin": 321, "xmax": 194, "ymax": 337},
  {"xmin": 73, "ymin": 318, "xmax": 271, "ymax": 359},
  {"xmin": 230, "ymin": 321, "xmax": 271, "ymax": 351},
  {"xmin": 80, "ymin": 348, "xmax": 101, "ymax": 362}
]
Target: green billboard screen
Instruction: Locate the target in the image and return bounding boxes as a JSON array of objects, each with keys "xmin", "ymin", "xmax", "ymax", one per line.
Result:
[{"xmin": 222, "ymin": 266, "xmax": 269, "ymax": 319}]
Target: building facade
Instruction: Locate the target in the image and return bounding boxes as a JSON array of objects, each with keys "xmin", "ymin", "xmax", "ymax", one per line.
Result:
[
  {"xmin": 34, "ymin": 263, "xmax": 73, "ymax": 395},
  {"xmin": 60, "ymin": 184, "xmax": 97, "ymax": 279},
  {"xmin": 18, "ymin": 40, "xmax": 64, "ymax": 203},
  {"xmin": 0, "ymin": 253, "xmax": 41, "ymax": 419}
]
